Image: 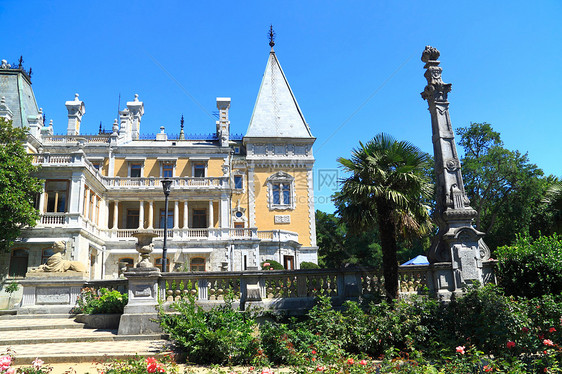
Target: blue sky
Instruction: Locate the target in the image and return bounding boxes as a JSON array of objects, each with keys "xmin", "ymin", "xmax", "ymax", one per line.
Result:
[{"xmin": 1, "ymin": 1, "xmax": 561, "ymax": 213}]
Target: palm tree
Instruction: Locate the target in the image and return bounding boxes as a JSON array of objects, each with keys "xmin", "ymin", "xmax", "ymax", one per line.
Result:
[{"xmin": 335, "ymin": 133, "xmax": 432, "ymax": 300}]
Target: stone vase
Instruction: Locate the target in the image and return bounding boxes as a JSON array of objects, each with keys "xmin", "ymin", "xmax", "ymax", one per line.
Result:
[{"xmin": 132, "ymin": 231, "xmax": 158, "ymax": 268}]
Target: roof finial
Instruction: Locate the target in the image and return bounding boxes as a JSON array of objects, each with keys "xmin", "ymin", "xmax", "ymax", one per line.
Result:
[
  {"xmin": 268, "ymin": 25, "xmax": 275, "ymax": 49},
  {"xmin": 179, "ymin": 114, "xmax": 185, "ymax": 140}
]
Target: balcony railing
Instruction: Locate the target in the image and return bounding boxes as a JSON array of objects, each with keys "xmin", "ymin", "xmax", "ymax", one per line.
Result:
[{"xmin": 101, "ymin": 176, "xmax": 228, "ymax": 189}]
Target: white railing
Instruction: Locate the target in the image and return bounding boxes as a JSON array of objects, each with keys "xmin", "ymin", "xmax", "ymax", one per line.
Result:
[
  {"xmin": 103, "ymin": 227, "xmax": 261, "ymax": 241},
  {"xmin": 101, "ymin": 176, "xmax": 228, "ymax": 189},
  {"xmin": 40, "ymin": 213, "xmax": 67, "ymax": 225},
  {"xmin": 42, "ymin": 135, "xmax": 110, "ymax": 144},
  {"xmin": 33, "ymin": 154, "xmax": 73, "ymax": 164}
]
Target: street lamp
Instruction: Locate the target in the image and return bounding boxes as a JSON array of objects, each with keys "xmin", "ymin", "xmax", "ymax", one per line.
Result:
[{"xmin": 161, "ymin": 179, "xmax": 173, "ymax": 272}]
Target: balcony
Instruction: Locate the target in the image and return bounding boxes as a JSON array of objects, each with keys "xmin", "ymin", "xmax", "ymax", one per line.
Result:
[
  {"xmin": 105, "ymin": 227, "xmax": 261, "ymax": 241},
  {"xmin": 101, "ymin": 176, "xmax": 228, "ymax": 190},
  {"xmin": 33, "ymin": 153, "xmax": 229, "ymax": 191}
]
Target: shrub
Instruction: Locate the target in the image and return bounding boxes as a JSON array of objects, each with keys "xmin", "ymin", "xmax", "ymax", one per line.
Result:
[
  {"xmin": 300, "ymin": 261, "xmax": 320, "ymax": 269},
  {"xmin": 158, "ymin": 294, "xmax": 259, "ymax": 365},
  {"xmin": 496, "ymin": 234, "xmax": 562, "ymax": 298},
  {"xmin": 72, "ymin": 287, "xmax": 128, "ymax": 314},
  {"xmin": 260, "ymin": 259, "xmax": 284, "ymax": 270}
]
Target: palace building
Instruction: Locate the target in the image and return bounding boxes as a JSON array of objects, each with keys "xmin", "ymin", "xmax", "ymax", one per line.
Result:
[{"xmin": 0, "ymin": 44, "xmax": 317, "ymax": 286}]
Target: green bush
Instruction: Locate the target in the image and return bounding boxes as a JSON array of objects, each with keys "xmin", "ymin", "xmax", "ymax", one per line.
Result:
[
  {"xmin": 261, "ymin": 259, "xmax": 284, "ymax": 270},
  {"xmin": 496, "ymin": 234, "xmax": 562, "ymax": 298},
  {"xmin": 72, "ymin": 287, "xmax": 128, "ymax": 314},
  {"xmin": 158, "ymin": 294, "xmax": 259, "ymax": 365},
  {"xmin": 300, "ymin": 261, "xmax": 320, "ymax": 269}
]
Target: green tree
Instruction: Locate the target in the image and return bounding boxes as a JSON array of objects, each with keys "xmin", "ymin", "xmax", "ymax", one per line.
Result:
[
  {"xmin": 335, "ymin": 133, "xmax": 432, "ymax": 300},
  {"xmin": 0, "ymin": 118, "xmax": 42, "ymax": 252},
  {"xmin": 457, "ymin": 123, "xmax": 554, "ymax": 249}
]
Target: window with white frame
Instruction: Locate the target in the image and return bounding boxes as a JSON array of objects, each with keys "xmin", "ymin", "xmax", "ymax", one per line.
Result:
[
  {"xmin": 234, "ymin": 175, "xmax": 243, "ymax": 190},
  {"xmin": 266, "ymin": 172, "xmax": 295, "ymax": 210},
  {"xmin": 193, "ymin": 162, "xmax": 206, "ymax": 178},
  {"xmin": 129, "ymin": 163, "xmax": 143, "ymax": 178}
]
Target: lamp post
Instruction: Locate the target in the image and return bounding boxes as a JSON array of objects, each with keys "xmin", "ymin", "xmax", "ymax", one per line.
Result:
[{"xmin": 161, "ymin": 179, "xmax": 173, "ymax": 272}]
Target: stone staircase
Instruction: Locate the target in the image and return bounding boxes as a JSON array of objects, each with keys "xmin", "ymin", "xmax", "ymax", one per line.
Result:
[{"xmin": 0, "ymin": 313, "xmax": 171, "ymax": 365}]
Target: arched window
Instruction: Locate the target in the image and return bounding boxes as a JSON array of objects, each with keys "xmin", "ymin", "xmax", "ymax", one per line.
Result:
[
  {"xmin": 9, "ymin": 248, "xmax": 29, "ymax": 277},
  {"xmin": 190, "ymin": 257, "xmax": 205, "ymax": 272}
]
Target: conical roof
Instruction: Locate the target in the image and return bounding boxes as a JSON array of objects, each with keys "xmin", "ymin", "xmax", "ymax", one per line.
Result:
[{"xmin": 245, "ymin": 50, "xmax": 313, "ymax": 139}]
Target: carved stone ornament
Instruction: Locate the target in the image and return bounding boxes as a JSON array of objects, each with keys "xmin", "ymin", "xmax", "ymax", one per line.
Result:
[
  {"xmin": 445, "ymin": 159, "xmax": 460, "ymax": 172},
  {"xmin": 28, "ymin": 241, "xmax": 87, "ymax": 273}
]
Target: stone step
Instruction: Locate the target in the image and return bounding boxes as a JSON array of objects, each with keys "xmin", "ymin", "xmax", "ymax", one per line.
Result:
[
  {"xmin": 0, "ymin": 327, "xmax": 164, "ymax": 345},
  {"xmin": 0, "ymin": 318, "xmax": 85, "ymax": 331},
  {"xmin": 4, "ymin": 339, "xmax": 171, "ymax": 365},
  {"xmin": 0, "ymin": 313, "xmax": 74, "ymax": 320}
]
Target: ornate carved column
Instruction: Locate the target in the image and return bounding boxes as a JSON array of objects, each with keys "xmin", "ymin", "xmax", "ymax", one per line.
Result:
[{"xmin": 421, "ymin": 46, "xmax": 490, "ymax": 287}]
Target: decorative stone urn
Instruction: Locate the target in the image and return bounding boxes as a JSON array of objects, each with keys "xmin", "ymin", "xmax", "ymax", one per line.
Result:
[{"xmin": 132, "ymin": 230, "xmax": 158, "ymax": 268}]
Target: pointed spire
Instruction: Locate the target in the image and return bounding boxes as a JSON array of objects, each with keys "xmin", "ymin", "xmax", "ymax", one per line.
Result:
[
  {"xmin": 268, "ymin": 25, "xmax": 275, "ymax": 50},
  {"xmin": 179, "ymin": 114, "xmax": 185, "ymax": 140},
  {"xmin": 246, "ymin": 45, "xmax": 313, "ymax": 139}
]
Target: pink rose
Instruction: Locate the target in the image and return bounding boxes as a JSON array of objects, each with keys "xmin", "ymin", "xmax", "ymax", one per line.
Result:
[
  {"xmin": 32, "ymin": 357, "xmax": 44, "ymax": 369},
  {"xmin": 543, "ymin": 339, "xmax": 554, "ymax": 347},
  {"xmin": 359, "ymin": 359, "xmax": 367, "ymax": 365},
  {"xmin": 456, "ymin": 346, "xmax": 465, "ymax": 355}
]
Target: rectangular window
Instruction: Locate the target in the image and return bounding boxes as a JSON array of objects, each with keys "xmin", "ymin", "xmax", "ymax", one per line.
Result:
[
  {"xmin": 272, "ymin": 183, "xmax": 291, "ymax": 206},
  {"xmin": 192, "ymin": 209, "xmax": 207, "ymax": 228},
  {"xmin": 126, "ymin": 209, "xmax": 139, "ymax": 229},
  {"xmin": 193, "ymin": 163, "xmax": 205, "ymax": 178},
  {"xmin": 162, "ymin": 164, "xmax": 173, "ymax": 178},
  {"xmin": 159, "ymin": 209, "xmax": 174, "ymax": 228},
  {"xmin": 234, "ymin": 175, "xmax": 243, "ymax": 189},
  {"xmin": 130, "ymin": 163, "xmax": 142, "ymax": 178},
  {"xmin": 45, "ymin": 180, "xmax": 68, "ymax": 213},
  {"xmin": 91, "ymin": 163, "xmax": 101, "ymax": 170}
]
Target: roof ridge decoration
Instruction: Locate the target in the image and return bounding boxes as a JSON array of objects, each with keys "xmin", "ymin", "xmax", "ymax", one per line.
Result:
[{"xmin": 245, "ymin": 30, "xmax": 313, "ymax": 139}]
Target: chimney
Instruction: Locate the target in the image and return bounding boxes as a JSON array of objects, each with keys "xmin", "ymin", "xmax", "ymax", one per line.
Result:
[
  {"xmin": 65, "ymin": 93, "xmax": 85, "ymax": 135},
  {"xmin": 216, "ymin": 97, "xmax": 231, "ymax": 147}
]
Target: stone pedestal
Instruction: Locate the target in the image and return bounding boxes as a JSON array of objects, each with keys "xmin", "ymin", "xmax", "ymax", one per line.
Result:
[
  {"xmin": 118, "ymin": 268, "xmax": 162, "ymax": 335},
  {"xmin": 17, "ymin": 272, "xmax": 87, "ymax": 314}
]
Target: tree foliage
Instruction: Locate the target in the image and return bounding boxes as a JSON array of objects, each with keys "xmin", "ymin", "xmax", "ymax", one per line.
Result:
[
  {"xmin": 457, "ymin": 122, "xmax": 558, "ymax": 249},
  {"xmin": 334, "ymin": 133, "xmax": 432, "ymax": 300},
  {"xmin": 0, "ymin": 118, "xmax": 42, "ymax": 252}
]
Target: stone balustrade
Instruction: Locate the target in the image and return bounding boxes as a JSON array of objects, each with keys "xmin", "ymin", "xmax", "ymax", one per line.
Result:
[{"xmin": 101, "ymin": 176, "xmax": 228, "ymax": 189}]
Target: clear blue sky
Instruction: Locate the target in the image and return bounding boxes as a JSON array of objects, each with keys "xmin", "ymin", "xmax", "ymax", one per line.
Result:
[{"xmin": 1, "ymin": 1, "xmax": 561, "ymax": 213}]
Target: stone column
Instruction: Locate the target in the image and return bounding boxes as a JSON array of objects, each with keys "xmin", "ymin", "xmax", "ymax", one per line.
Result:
[
  {"xmin": 208, "ymin": 200, "xmax": 214, "ymax": 228},
  {"xmin": 183, "ymin": 201, "xmax": 188, "ymax": 228},
  {"xmin": 92, "ymin": 194, "xmax": 98, "ymax": 225},
  {"xmin": 138, "ymin": 201, "xmax": 144, "ymax": 229},
  {"xmin": 113, "ymin": 201, "xmax": 119, "ymax": 229},
  {"xmin": 219, "ymin": 195, "xmax": 229, "ymax": 228},
  {"xmin": 173, "ymin": 201, "xmax": 179, "ymax": 229},
  {"xmin": 148, "ymin": 201, "xmax": 154, "ymax": 229},
  {"xmin": 84, "ymin": 188, "xmax": 91, "ymax": 221},
  {"xmin": 38, "ymin": 181, "xmax": 46, "ymax": 213},
  {"xmin": 420, "ymin": 46, "xmax": 490, "ymax": 295}
]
